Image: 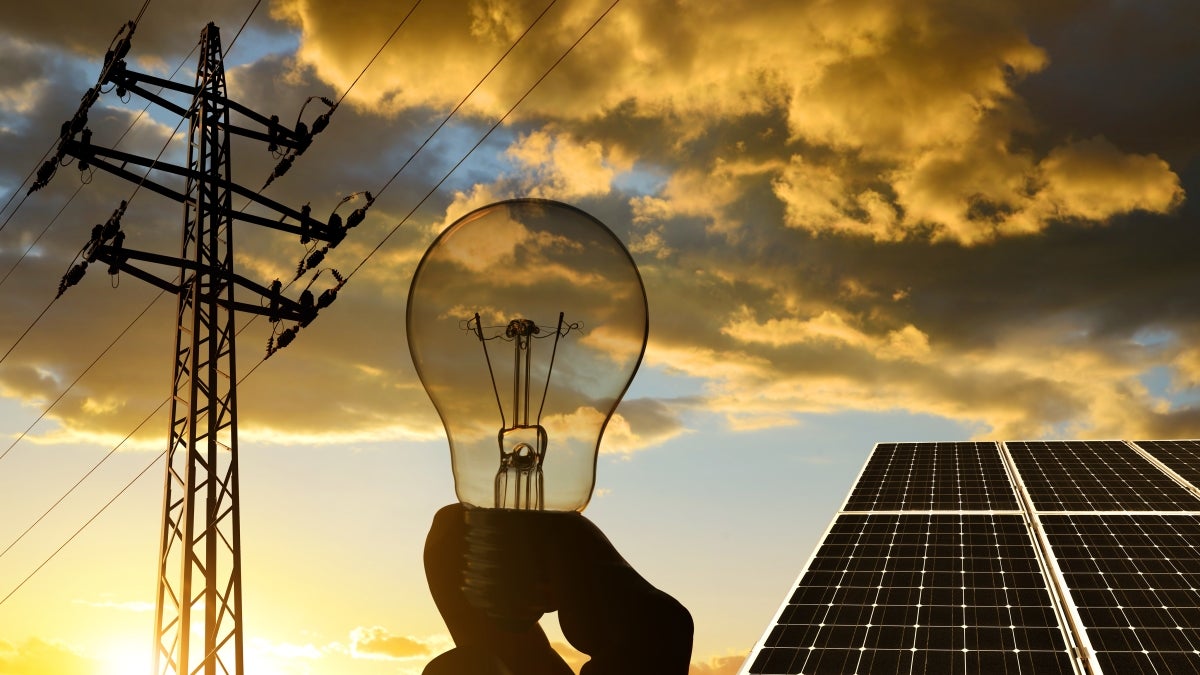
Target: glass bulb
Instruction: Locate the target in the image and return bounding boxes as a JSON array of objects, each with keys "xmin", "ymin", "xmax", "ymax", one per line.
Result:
[{"xmin": 407, "ymin": 198, "xmax": 648, "ymax": 513}]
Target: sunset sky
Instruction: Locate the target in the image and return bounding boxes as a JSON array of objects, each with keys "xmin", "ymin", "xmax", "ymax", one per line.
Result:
[{"xmin": 0, "ymin": 0, "xmax": 1197, "ymax": 673}]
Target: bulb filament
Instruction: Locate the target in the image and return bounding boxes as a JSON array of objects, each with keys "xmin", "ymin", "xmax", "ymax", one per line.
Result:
[{"xmin": 468, "ymin": 312, "xmax": 578, "ymax": 509}]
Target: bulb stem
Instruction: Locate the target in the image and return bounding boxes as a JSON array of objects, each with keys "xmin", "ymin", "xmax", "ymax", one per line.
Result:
[
  {"xmin": 535, "ymin": 312, "xmax": 566, "ymax": 425},
  {"xmin": 473, "ymin": 312, "xmax": 507, "ymax": 429}
]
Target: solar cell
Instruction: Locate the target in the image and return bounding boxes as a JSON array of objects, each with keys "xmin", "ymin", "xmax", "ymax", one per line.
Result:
[
  {"xmin": 843, "ymin": 442, "xmax": 1019, "ymax": 511},
  {"xmin": 1042, "ymin": 514, "xmax": 1200, "ymax": 674},
  {"xmin": 1133, "ymin": 440, "xmax": 1200, "ymax": 494},
  {"xmin": 747, "ymin": 513, "xmax": 1074, "ymax": 675},
  {"xmin": 1006, "ymin": 440, "xmax": 1199, "ymax": 512}
]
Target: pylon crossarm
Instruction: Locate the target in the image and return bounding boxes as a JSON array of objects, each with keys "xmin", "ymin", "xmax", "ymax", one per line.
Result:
[
  {"xmin": 107, "ymin": 67, "xmax": 309, "ymax": 151},
  {"xmin": 93, "ymin": 245, "xmax": 313, "ymax": 321},
  {"xmin": 106, "ymin": 69, "xmax": 194, "ymax": 118},
  {"xmin": 64, "ymin": 140, "xmax": 339, "ymax": 242}
]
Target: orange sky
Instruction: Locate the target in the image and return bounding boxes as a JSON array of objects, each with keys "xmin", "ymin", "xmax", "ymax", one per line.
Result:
[{"xmin": 0, "ymin": 0, "xmax": 1197, "ymax": 673}]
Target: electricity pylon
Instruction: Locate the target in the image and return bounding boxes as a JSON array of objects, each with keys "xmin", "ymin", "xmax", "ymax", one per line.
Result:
[{"xmin": 41, "ymin": 21, "xmax": 367, "ymax": 675}]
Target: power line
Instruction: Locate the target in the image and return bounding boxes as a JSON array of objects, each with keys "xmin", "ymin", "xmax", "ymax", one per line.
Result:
[
  {"xmin": 0, "ymin": 0, "xmax": 155, "ymax": 234},
  {"xmin": 0, "ymin": 335, "xmax": 276, "ymax": 608},
  {"xmin": 0, "ymin": 361, "xmax": 168, "ymax": 562},
  {"xmin": 0, "ymin": 44, "xmax": 199, "ymax": 295},
  {"xmin": 347, "ymin": 0, "xmax": 622, "ymax": 282},
  {"xmin": 334, "ymin": 0, "xmax": 422, "ymax": 109},
  {"xmin": 0, "ymin": 0, "xmax": 267, "ymax": 367},
  {"xmin": 0, "ymin": 448, "xmax": 163, "ymax": 607},
  {"xmin": 0, "ymin": 291, "xmax": 165, "ymax": 467},
  {"xmin": 0, "ymin": 0, "xmax": 376, "ymax": 475},
  {"xmin": 0, "ymin": 0, "xmax": 621, "ymax": 605},
  {"xmin": 0, "ymin": 147, "xmax": 55, "ymax": 237}
]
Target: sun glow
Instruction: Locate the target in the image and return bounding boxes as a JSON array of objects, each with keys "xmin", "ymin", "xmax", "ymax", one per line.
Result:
[{"xmin": 99, "ymin": 637, "xmax": 152, "ymax": 675}]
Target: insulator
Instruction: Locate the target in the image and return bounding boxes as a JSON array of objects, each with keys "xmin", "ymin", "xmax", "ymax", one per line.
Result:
[
  {"xmin": 316, "ymin": 288, "xmax": 337, "ymax": 310},
  {"xmin": 267, "ymin": 278, "xmax": 282, "ymax": 322},
  {"xmin": 310, "ymin": 111, "xmax": 331, "ymax": 136},
  {"xmin": 299, "ymin": 204, "xmax": 312, "ymax": 244},
  {"xmin": 29, "ymin": 158, "xmax": 57, "ymax": 193},
  {"xmin": 263, "ymin": 155, "xmax": 294, "ymax": 189},
  {"xmin": 77, "ymin": 129, "xmax": 93, "ymax": 171},
  {"xmin": 267, "ymin": 114, "xmax": 280, "ymax": 152},
  {"xmin": 274, "ymin": 155, "xmax": 294, "ymax": 178},
  {"xmin": 56, "ymin": 261, "xmax": 89, "ymax": 298}
]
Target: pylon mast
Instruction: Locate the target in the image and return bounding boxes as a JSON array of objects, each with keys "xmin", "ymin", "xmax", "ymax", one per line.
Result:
[
  {"xmin": 152, "ymin": 23, "xmax": 242, "ymax": 675},
  {"xmin": 39, "ymin": 19, "xmax": 368, "ymax": 675}
]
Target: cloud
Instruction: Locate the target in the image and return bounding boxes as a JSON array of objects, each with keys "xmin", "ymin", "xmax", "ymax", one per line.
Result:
[
  {"xmin": 690, "ymin": 653, "xmax": 748, "ymax": 675},
  {"xmin": 1036, "ymin": 136, "xmax": 1184, "ymax": 222},
  {"xmin": 349, "ymin": 626, "xmax": 432, "ymax": 660},
  {"xmin": 506, "ymin": 129, "xmax": 633, "ymax": 200},
  {"xmin": 1, "ymin": 0, "xmax": 1198, "ymax": 467},
  {"xmin": 72, "ymin": 597, "xmax": 154, "ymax": 612},
  {"xmin": 0, "ymin": 638, "xmax": 97, "ymax": 675}
]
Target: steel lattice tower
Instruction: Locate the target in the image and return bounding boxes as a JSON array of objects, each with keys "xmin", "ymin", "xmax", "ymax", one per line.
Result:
[
  {"xmin": 41, "ymin": 18, "xmax": 364, "ymax": 675},
  {"xmin": 153, "ymin": 24, "xmax": 243, "ymax": 675}
]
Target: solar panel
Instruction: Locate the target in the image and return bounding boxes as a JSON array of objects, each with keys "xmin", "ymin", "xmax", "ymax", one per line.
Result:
[
  {"xmin": 1042, "ymin": 514, "xmax": 1200, "ymax": 674},
  {"xmin": 1133, "ymin": 440, "xmax": 1200, "ymax": 494},
  {"xmin": 742, "ymin": 439, "xmax": 1200, "ymax": 675},
  {"xmin": 844, "ymin": 442, "xmax": 1019, "ymax": 511},
  {"xmin": 748, "ymin": 513, "xmax": 1074, "ymax": 674},
  {"xmin": 1006, "ymin": 440, "xmax": 1199, "ymax": 511}
]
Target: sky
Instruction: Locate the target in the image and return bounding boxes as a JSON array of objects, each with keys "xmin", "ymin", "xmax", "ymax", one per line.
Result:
[{"xmin": 0, "ymin": 0, "xmax": 1197, "ymax": 673}]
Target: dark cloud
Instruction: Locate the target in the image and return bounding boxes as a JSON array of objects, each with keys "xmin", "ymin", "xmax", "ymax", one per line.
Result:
[
  {"xmin": 2, "ymin": 0, "xmax": 1198, "ymax": 454},
  {"xmin": 1017, "ymin": 0, "xmax": 1200, "ymax": 162}
]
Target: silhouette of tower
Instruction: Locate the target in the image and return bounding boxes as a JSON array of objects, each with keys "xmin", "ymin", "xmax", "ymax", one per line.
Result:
[
  {"xmin": 46, "ymin": 20, "xmax": 352, "ymax": 675},
  {"xmin": 151, "ymin": 23, "xmax": 244, "ymax": 675}
]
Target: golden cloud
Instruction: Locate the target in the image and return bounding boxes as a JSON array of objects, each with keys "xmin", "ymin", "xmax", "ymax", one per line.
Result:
[
  {"xmin": 506, "ymin": 130, "xmax": 632, "ymax": 200},
  {"xmin": 0, "ymin": 638, "xmax": 97, "ymax": 675},
  {"xmin": 349, "ymin": 626, "xmax": 432, "ymax": 660},
  {"xmin": 3, "ymin": 0, "xmax": 1197, "ymax": 463},
  {"xmin": 1036, "ymin": 136, "xmax": 1184, "ymax": 222}
]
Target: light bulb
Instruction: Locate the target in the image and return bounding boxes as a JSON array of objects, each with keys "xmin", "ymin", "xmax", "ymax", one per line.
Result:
[
  {"xmin": 407, "ymin": 198, "xmax": 648, "ymax": 512},
  {"xmin": 406, "ymin": 198, "xmax": 648, "ymax": 628}
]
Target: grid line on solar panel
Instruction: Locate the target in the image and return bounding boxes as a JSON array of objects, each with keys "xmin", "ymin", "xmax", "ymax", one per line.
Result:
[
  {"xmin": 843, "ymin": 442, "xmax": 1019, "ymax": 512},
  {"xmin": 1042, "ymin": 514, "xmax": 1200, "ymax": 675},
  {"xmin": 1132, "ymin": 440, "xmax": 1200, "ymax": 496},
  {"xmin": 747, "ymin": 513, "xmax": 1074, "ymax": 675},
  {"xmin": 1005, "ymin": 440, "xmax": 1200, "ymax": 512}
]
